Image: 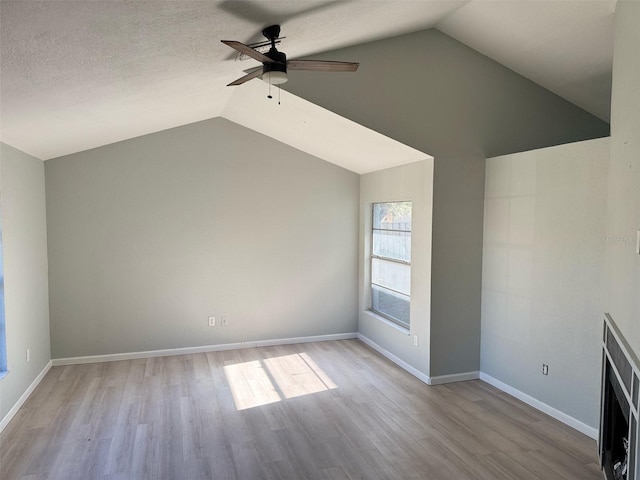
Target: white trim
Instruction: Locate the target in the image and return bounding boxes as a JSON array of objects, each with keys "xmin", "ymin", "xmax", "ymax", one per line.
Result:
[
  {"xmin": 4, "ymin": 337, "xmax": 598, "ymax": 444},
  {"xmin": 479, "ymin": 372, "xmax": 598, "ymax": 440},
  {"xmin": 0, "ymin": 360, "xmax": 52, "ymax": 433},
  {"xmin": 430, "ymin": 371, "xmax": 480, "ymax": 385},
  {"xmin": 356, "ymin": 333, "xmax": 597, "ymax": 439},
  {"xmin": 357, "ymin": 334, "xmax": 479, "ymax": 386},
  {"xmin": 357, "ymin": 333, "xmax": 431, "ymax": 385},
  {"xmin": 51, "ymin": 333, "xmax": 358, "ymax": 366}
]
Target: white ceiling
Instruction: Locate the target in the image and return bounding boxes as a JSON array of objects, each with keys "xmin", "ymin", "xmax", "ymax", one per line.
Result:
[
  {"xmin": 223, "ymin": 81, "xmax": 430, "ymax": 174},
  {"xmin": 437, "ymin": 0, "xmax": 615, "ymax": 123},
  {"xmin": 0, "ymin": 0, "xmax": 616, "ymax": 169}
]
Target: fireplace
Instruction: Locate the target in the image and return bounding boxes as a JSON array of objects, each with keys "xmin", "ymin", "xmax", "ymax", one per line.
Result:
[{"xmin": 600, "ymin": 314, "xmax": 639, "ymax": 480}]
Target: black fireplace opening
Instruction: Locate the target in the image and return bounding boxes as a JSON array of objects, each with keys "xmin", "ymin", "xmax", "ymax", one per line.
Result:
[{"xmin": 603, "ymin": 361, "xmax": 631, "ymax": 480}]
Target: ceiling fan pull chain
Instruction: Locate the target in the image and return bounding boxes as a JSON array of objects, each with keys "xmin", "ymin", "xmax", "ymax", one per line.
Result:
[
  {"xmin": 278, "ymin": 85, "xmax": 281, "ymax": 105},
  {"xmin": 267, "ymin": 73, "xmax": 273, "ymax": 99}
]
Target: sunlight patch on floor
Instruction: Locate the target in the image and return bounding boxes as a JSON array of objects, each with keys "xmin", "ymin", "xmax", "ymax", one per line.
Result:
[{"xmin": 224, "ymin": 352, "xmax": 337, "ymax": 411}]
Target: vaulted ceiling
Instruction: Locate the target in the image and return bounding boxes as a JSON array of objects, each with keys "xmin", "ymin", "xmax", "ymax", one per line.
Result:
[{"xmin": 0, "ymin": 0, "xmax": 616, "ymax": 167}]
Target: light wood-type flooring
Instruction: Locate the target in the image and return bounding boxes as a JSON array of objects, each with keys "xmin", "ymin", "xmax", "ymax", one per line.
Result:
[{"xmin": 1, "ymin": 339, "xmax": 601, "ymax": 479}]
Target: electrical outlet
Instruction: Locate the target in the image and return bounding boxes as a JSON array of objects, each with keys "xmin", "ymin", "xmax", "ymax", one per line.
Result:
[
  {"xmin": 413, "ymin": 335, "xmax": 419, "ymax": 347},
  {"xmin": 26, "ymin": 349, "xmax": 30, "ymax": 362},
  {"xmin": 221, "ymin": 315, "xmax": 228, "ymax": 327},
  {"xmin": 208, "ymin": 316, "xmax": 216, "ymax": 327},
  {"xmin": 542, "ymin": 364, "xmax": 549, "ymax": 375},
  {"xmin": 636, "ymin": 230, "xmax": 640, "ymax": 255}
]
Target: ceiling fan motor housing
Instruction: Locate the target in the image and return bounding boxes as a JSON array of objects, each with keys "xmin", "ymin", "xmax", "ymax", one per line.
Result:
[{"xmin": 263, "ymin": 48, "xmax": 287, "ymax": 84}]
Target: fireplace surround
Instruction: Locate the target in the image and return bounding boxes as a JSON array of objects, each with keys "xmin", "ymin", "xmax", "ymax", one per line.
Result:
[{"xmin": 600, "ymin": 314, "xmax": 640, "ymax": 480}]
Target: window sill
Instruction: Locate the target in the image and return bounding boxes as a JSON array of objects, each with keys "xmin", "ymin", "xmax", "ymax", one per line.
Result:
[
  {"xmin": 365, "ymin": 310, "xmax": 410, "ymax": 335},
  {"xmin": 0, "ymin": 370, "xmax": 8, "ymax": 382}
]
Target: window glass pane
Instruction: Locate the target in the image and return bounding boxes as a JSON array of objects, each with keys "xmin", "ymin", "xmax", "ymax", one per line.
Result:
[
  {"xmin": 371, "ymin": 285, "xmax": 410, "ymax": 326},
  {"xmin": 371, "ymin": 257, "xmax": 410, "ymax": 295},
  {"xmin": 371, "ymin": 201, "xmax": 411, "ymax": 327},
  {"xmin": 373, "ymin": 230, "xmax": 411, "ymax": 262},
  {"xmin": 372, "ymin": 201, "xmax": 411, "ymax": 262},
  {"xmin": 373, "ymin": 202, "xmax": 412, "ymax": 231}
]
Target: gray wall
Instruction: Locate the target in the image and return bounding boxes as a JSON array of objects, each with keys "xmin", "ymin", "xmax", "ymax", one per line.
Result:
[
  {"xmin": 605, "ymin": 0, "xmax": 640, "ymax": 355},
  {"xmin": 482, "ymin": 138, "xmax": 609, "ymax": 428},
  {"xmin": 0, "ymin": 143, "xmax": 51, "ymax": 422},
  {"xmin": 359, "ymin": 160, "xmax": 433, "ymax": 376},
  {"xmin": 45, "ymin": 118, "xmax": 359, "ymax": 359},
  {"xmin": 285, "ymin": 28, "xmax": 609, "ymax": 377}
]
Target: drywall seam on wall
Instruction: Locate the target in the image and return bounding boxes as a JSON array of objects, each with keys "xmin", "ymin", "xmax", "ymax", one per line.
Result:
[
  {"xmin": 481, "ymin": 137, "xmax": 609, "ymax": 429},
  {"xmin": 605, "ymin": 0, "xmax": 640, "ymax": 355}
]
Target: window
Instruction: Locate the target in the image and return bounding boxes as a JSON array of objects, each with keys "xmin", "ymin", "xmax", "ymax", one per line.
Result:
[{"xmin": 371, "ymin": 201, "xmax": 411, "ymax": 328}]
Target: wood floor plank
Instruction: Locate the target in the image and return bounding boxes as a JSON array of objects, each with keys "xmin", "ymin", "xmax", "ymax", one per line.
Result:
[{"xmin": 0, "ymin": 339, "xmax": 601, "ymax": 479}]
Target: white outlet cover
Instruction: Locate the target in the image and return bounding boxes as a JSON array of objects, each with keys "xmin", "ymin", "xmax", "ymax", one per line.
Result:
[{"xmin": 636, "ymin": 230, "xmax": 640, "ymax": 255}]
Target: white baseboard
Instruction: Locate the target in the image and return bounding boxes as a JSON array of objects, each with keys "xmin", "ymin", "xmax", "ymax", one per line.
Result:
[
  {"xmin": 357, "ymin": 333, "xmax": 432, "ymax": 385},
  {"xmin": 430, "ymin": 371, "xmax": 480, "ymax": 385},
  {"xmin": 52, "ymin": 332, "xmax": 359, "ymax": 366},
  {"xmin": 357, "ymin": 334, "xmax": 596, "ymax": 439},
  {"xmin": 479, "ymin": 372, "xmax": 598, "ymax": 440},
  {"xmin": 0, "ymin": 360, "xmax": 52, "ymax": 433},
  {"xmin": 357, "ymin": 334, "xmax": 480, "ymax": 386},
  {"xmin": 6, "ymin": 336, "xmax": 597, "ymax": 442}
]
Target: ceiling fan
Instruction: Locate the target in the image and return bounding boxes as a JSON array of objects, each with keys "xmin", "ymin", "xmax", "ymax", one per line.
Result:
[{"xmin": 222, "ymin": 25, "xmax": 359, "ymax": 87}]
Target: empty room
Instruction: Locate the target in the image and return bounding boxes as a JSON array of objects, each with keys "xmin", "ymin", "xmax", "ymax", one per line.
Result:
[{"xmin": 1, "ymin": 1, "xmax": 638, "ymax": 479}]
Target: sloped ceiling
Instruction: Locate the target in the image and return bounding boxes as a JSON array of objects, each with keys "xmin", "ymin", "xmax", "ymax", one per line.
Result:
[
  {"xmin": 0, "ymin": 0, "xmax": 615, "ymax": 170},
  {"xmin": 437, "ymin": 0, "xmax": 615, "ymax": 123}
]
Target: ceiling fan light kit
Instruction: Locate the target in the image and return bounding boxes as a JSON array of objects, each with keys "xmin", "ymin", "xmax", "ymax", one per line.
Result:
[
  {"xmin": 222, "ymin": 24, "xmax": 359, "ymax": 88},
  {"xmin": 264, "ymin": 70, "xmax": 288, "ymax": 85}
]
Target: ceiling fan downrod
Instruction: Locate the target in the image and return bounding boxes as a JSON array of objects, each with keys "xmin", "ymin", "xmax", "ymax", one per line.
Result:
[
  {"xmin": 261, "ymin": 25, "xmax": 287, "ymax": 83},
  {"xmin": 262, "ymin": 25, "xmax": 281, "ymax": 50}
]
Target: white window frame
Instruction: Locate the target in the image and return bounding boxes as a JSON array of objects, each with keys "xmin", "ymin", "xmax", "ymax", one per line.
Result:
[{"xmin": 370, "ymin": 201, "xmax": 411, "ymax": 328}]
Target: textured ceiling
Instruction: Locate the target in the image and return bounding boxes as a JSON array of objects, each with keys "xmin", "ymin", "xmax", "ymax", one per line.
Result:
[{"xmin": 0, "ymin": 0, "xmax": 616, "ymax": 167}]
